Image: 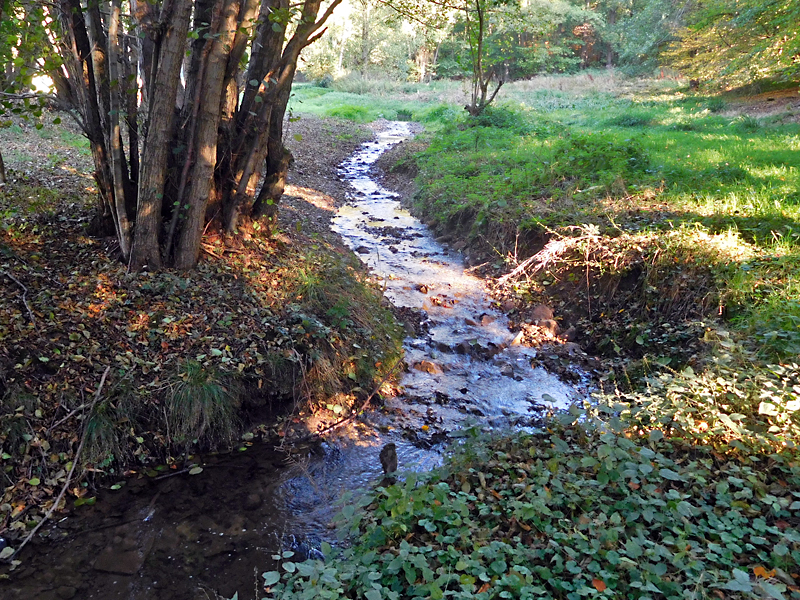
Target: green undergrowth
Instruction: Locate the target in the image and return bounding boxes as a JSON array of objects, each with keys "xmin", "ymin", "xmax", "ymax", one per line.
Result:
[
  {"xmin": 290, "ymin": 83, "xmax": 442, "ymax": 123},
  {"xmin": 261, "ymin": 419, "xmax": 800, "ymax": 600}
]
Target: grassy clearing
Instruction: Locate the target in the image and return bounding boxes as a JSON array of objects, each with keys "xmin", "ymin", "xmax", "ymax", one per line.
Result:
[{"xmin": 403, "ymin": 81, "xmax": 800, "ymax": 364}]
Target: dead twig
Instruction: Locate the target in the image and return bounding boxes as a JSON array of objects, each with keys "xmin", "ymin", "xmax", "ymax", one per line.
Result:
[
  {"xmin": 498, "ymin": 231, "xmax": 599, "ymax": 284},
  {"xmin": 1, "ymin": 269, "xmax": 36, "ymax": 324},
  {"xmin": 6, "ymin": 366, "xmax": 111, "ymax": 563}
]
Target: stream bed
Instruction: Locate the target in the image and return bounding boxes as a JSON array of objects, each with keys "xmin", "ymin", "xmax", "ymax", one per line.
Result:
[{"xmin": 0, "ymin": 122, "xmax": 583, "ymax": 600}]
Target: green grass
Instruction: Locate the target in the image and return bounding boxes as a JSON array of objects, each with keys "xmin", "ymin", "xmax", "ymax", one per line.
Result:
[
  {"xmin": 407, "ymin": 86, "xmax": 800, "ymax": 361},
  {"xmin": 167, "ymin": 360, "xmax": 241, "ymax": 451},
  {"xmin": 290, "ymin": 83, "xmax": 445, "ymax": 123}
]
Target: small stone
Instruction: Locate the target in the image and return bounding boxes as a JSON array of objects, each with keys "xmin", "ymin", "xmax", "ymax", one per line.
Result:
[
  {"xmin": 415, "ymin": 284, "xmax": 428, "ymax": 294},
  {"xmin": 530, "ymin": 304, "xmax": 554, "ymax": 322},
  {"xmin": 510, "ymin": 331, "xmax": 525, "ymax": 345},
  {"xmin": 56, "ymin": 586, "xmax": 77, "ymax": 600},
  {"xmin": 413, "ymin": 360, "xmax": 443, "ymax": 375},
  {"xmin": 379, "ymin": 443, "xmax": 398, "ymax": 474},
  {"xmin": 355, "ymin": 246, "xmax": 370, "ymax": 254},
  {"xmin": 243, "ymin": 493, "xmax": 262, "ymax": 511},
  {"xmin": 537, "ymin": 319, "xmax": 559, "ymax": 336},
  {"xmin": 499, "ymin": 364, "xmax": 514, "ymax": 377},
  {"xmin": 464, "ymin": 318, "xmax": 478, "ymax": 326}
]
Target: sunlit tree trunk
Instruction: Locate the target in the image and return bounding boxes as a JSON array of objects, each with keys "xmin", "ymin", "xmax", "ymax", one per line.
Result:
[{"xmin": 51, "ymin": 0, "xmax": 342, "ymax": 271}]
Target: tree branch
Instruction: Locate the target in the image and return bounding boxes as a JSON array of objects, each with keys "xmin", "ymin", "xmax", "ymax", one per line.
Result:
[{"xmin": 1, "ymin": 269, "xmax": 36, "ymax": 324}]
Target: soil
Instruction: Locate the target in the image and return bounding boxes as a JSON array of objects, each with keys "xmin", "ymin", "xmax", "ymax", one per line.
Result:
[{"xmin": 723, "ymin": 86, "xmax": 800, "ymax": 122}]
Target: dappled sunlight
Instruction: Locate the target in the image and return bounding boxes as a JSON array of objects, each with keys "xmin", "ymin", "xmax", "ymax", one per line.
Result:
[{"xmin": 283, "ymin": 183, "xmax": 337, "ymax": 212}]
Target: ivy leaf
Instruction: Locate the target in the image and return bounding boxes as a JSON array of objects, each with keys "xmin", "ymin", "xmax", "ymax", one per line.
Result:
[
  {"xmin": 724, "ymin": 569, "xmax": 753, "ymax": 592},
  {"xmin": 262, "ymin": 571, "xmax": 281, "ymax": 586},
  {"xmin": 659, "ymin": 468, "xmax": 683, "ymax": 481}
]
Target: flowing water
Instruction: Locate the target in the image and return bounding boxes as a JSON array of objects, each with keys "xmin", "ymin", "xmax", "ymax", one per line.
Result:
[{"xmin": 0, "ymin": 122, "xmax": 583, "ymax": 600}]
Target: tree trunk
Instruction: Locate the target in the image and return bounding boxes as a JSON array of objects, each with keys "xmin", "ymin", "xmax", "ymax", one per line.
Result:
[
  {"xmin": 130, "ymin": 0, "xmax": 193, "ymax": 270},
  {"xmin": 174, "ymin": 0, "xmax": 241, "ymax": 269},
  {"xmin": 107, "ymin": 0, "xmax": 132, "ymax": 260},
  {"xmin": 0, "ymin": 148, "xmax": 6, "ymax": 184},
  {"xmin": 52, "ymin": 0, "xmax": 343, "ymax": 271}
]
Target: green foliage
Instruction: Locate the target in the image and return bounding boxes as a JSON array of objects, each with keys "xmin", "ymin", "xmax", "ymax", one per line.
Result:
[
  {"xmin": 0, "ymin": 0, "xmax": 59, "ymax": 124},
  {"xmin": 410, "ymin": 75, "xmax": 800, "ymax": 365},
  {"xmin": 551, "ymin": 131, "xmax": 649, "ymax": 182},
  {"xmin": 597, "ymin": 352, "xmax": 800, "ymax": 451},
  {"xmin": 604, "ymin": 112, "xmax": 654, "ymax": 128},
  {"xmin": 325, "ymin": 104, "xmax": 373, "ymax": 123},
  {"xmin": 167, "ymin": 360, "xmax": 241, "ymax": 451},
  {"xmin": 666, "ymin": 0, "xmax": 800, "ymax": 87},
  {"xmin": 290, "ymin": 84, "xmax": 435, "ymax": 124},
  {"xmin": 262, "ymin": 423, "xmax": 800, "ymax": 600},
  {"xmin": 416, "ymin": 103, "xmax": 460, "ymax": 125},
  {"xmin": 466, "ymin": 104, "xmax": 533, "ymax": 134},
  {"xmin": 284, "ymin": 252, "xmax": 405, "ymax": 396}
]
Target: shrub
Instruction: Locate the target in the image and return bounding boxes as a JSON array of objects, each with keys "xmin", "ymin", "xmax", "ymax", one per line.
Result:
[{"xmin": 467, "ymin": 104, "xmax": 532, "ymax": 134}]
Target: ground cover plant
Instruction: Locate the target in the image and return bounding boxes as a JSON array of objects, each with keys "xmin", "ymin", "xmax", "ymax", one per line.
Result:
[{"xmin": 261, "ymin": 418, "xmax": 800, "ymax": 600}]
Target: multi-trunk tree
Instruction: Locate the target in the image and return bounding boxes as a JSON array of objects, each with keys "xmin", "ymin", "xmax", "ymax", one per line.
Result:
[{"xmin": 51, "ymin": 0, "xmax": 342, "ymax": 270}]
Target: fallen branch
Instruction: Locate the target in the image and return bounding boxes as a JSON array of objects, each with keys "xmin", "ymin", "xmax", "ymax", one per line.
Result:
[
  {"xmin": 498, "ymin": 233, "xmax": 598, "ymax": 284},
  {"xmin": 6, "ymin": 366, "xmax": 111, "ymax": 563},
  {"xmin": 1, "ymin": 269, "xmax": 36, "ymax": 324}
]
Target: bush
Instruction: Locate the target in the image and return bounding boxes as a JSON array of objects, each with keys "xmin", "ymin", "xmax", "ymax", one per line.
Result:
[{"xmin": 467, "ymin": 104, "xmax": 532, "ymax": 134}]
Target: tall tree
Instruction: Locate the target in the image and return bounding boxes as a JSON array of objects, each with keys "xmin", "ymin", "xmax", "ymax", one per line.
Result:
[
  {"xmin": 666, "ymin": 0, "xmax": 800, "ymax": 86},
  {"xmin": 48, "ymin": 0, "xmax": 342, "ymax": 270}
]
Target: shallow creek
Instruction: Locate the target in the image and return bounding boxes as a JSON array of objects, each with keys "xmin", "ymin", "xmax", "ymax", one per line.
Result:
[{"xmin": 0, "ymin": 122, "xmax": 582, "ymax": 600}]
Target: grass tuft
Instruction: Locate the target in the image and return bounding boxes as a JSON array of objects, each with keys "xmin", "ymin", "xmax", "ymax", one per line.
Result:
[{"xmin": 167, "ymin": 360, "xmax": 240, "ymax": 452}]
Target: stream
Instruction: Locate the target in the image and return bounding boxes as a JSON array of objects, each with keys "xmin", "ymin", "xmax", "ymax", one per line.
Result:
[{"xmin": 0, "ymin": 122, "xmax": 582, "ymax": 600}]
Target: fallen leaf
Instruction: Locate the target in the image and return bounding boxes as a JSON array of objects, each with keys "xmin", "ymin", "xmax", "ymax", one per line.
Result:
[
  {"xmin": 754, "ymin": 566, "xmax": 776, "ymax": 578},
  {"xmin": 592, "ymin": 578, "xmax": 607, "ymax": 592}
]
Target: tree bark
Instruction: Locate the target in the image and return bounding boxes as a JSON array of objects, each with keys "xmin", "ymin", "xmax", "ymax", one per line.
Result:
[
  {"xmin": 130, "ymin": 0, "xmax": 192, "ymax": 270},
  {"xmin": 174, "ymin": 0, "xmax": 241, "ymax": 270},
  {"xmin": 52, "ymin": 0, "xmax": 343, "ymax": 271},
  {"xmin": 107, "ymin": 0, "xmax": 132, "ymax": 260}
]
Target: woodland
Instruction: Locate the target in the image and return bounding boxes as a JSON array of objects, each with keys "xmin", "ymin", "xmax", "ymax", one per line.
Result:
[{"xmin": 1, "ymin": 0, "xmax": 800, "ymax": 598}]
